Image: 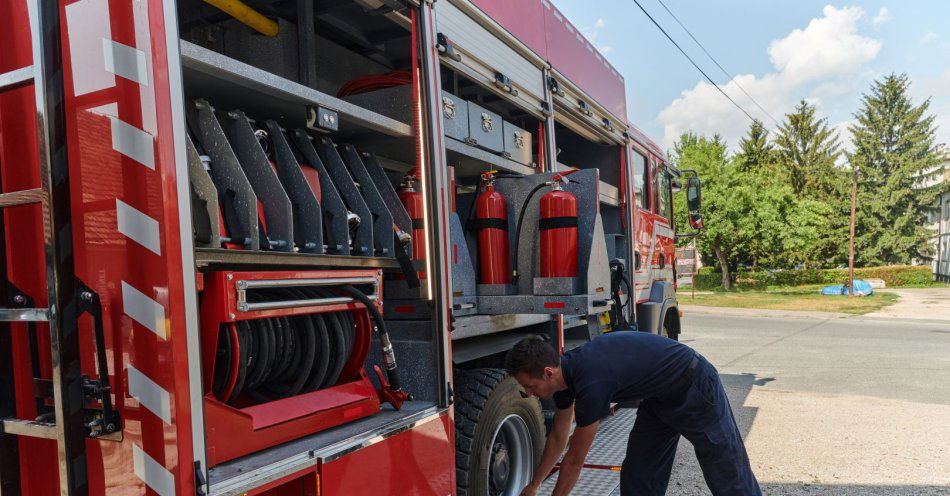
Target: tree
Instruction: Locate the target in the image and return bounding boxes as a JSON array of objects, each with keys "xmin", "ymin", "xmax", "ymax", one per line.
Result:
[
  {"xmin": 773, "ymin": 100, "xmax": 845, "ymax": 200},
  {"xmin": 849, "ymin": 73, "xmax": 947, "ymax": 265},
  {"xmin": 735, "ymin": 120, "xmax": 775, "ymax": 173}
]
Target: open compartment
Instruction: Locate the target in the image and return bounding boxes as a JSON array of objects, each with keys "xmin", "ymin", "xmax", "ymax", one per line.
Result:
[
  {"xmin": 439, "ymin": 65, "xmax": 543, "ymax": 180},
  {"xmin": 175, "ymin": 1, "xmax": 445, "ymax": 485}
]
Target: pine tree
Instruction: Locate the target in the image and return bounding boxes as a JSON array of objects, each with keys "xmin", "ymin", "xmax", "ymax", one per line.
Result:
[
  {"xmin": 849, "ymin": 73, "xmax": 946, "ymax": 265},
  {"xmin": 735, "ymin": 120, "xmax": 775, "ymax": 173},
  {"xmin": 773, "ymin": 100, "xmax": 845, "ymax": 200}
]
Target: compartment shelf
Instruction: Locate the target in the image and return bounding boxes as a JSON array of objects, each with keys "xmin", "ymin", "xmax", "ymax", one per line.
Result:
[
  {"xmin": 194, "ymin": 248, "xmax": 402, "ymax": 271},
  {"xmin": 452, "ymin": 313, "xmax": 552, "ymax": 340},
  {"xmin": 180, "ymin": 41, "xmax": 412, "ymax": 139},
  {"xmin": 445, "ymin": 137, "xmax": 536, "ymax": 179},
  {"xmin": 599, "ymin": 180, "xmax": 621, "ymax": 207}
]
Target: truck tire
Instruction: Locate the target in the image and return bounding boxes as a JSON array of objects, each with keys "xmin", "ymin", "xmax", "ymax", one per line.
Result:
[
  {"xmin": 455, "ymin": 368, "xmax": 545, "ymax": 496},
  {"xmin": 661, "ymin": 310, "xmax": 679, "ymax": 341}
]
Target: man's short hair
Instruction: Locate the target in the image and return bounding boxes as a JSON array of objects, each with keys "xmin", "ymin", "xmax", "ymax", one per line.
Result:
[{"xmin": 505, "ymin": 335, "xmax": 559, "ymax": 378}]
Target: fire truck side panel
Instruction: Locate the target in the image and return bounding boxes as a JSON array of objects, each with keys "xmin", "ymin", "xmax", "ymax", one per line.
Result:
[
  {"xmin": 320, "ymin": 412, "xmax": 454, "ymax": 495},
  {"xmin": 56, "ymin": 0, "xmax": 201, "ymax": 493},
  {"xmin": 469, "ymin": 0, "xmax": 549, "ymax": 58},
  {"xmin": 540, "ymin": 1, "xmax": 627, "ymax": 121}
]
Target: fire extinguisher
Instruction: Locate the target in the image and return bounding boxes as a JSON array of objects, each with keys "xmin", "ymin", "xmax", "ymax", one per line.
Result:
[
  {"xmin": 398, "ymin": 174, "xmax": 427, "ymax": 267},
  {"xmin": 539, "ymin": 172, "xmax": 578, "ymax": 278},
  {"xmin": 475, "ymin": 172, "xmax": 512, "ymax": 285}
]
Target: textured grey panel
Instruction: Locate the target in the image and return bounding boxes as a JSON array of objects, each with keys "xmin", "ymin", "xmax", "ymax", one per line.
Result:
[
  {"xmin": 586, "ymin": 408, "xmax": 637, "ymax": 465},
  {"xmin": 503, "ymin": 120, "xmax": 532, "ymax": 166},
  {"xmin": 441, "ymin": 90, "xmax": 469, "ymax": 141},
  {"xmin": 467, "ymin": 101, "xmax": 504, "ymax": 153},
  {"xmin": 537, "ymin": 408, "xmax": 637, "ymax": 495},
  {"xmin": 449, "ymin": 212, "xmax": 478, "ymax": 297},
  {"xmin": 538, "ymin": 468, "xmax": 620, "ymax": 495},
  {"xmin": 186, "ymin": 135, "xmax": 220, "ymax": 248},
  {"xmin": 342, "ymin": 85, "xmax": 411, "ymax": 124},
  {"xmin": 533, "ymin": 277, "xmax": 576, "ymax": 296},
  {"xmin": 190, "ymin": 100, "xmax": 259, "ymax": 249}
]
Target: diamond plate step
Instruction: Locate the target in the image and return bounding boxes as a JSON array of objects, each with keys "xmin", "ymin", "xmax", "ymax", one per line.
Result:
[{"xmin": 538, "ymin": 407, "xmax": 638, "ymax": 495}]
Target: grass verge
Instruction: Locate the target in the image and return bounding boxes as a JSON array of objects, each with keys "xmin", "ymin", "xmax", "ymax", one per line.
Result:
[{"xmin": 676, "ymin": 285, "xmax": 900, "ymax": 315}]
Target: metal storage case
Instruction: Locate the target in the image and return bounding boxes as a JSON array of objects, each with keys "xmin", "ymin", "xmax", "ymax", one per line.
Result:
[
  {"xmin": 503, "ymin": 120, "xmax": 532, "ymax": 166},
  {"xmin": 466, "ymin": 101, "xmax": 504, "ymax": 154},
  {"xmin": 441, "ymin": 90, "xmax": 469, "ymax": 142}
]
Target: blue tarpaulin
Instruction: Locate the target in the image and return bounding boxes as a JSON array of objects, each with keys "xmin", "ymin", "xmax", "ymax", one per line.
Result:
[{"xmin": 821, "ymin": 279, "xmax": 873, "ymax": 296}]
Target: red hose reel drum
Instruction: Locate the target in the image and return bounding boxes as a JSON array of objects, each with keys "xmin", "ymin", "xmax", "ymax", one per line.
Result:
[
  {"xmin": 475, "ymin": 175, "xmax": 512, "ymax": 285},
  {"xmin": 539, "ymin": 183, "xmax": 578, "ymax": 278}
]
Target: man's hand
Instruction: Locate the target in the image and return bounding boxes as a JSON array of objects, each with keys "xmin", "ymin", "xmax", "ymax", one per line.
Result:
[{"xmin": 519, "ymin": 482, "xmax": 539, "ymax": 496}]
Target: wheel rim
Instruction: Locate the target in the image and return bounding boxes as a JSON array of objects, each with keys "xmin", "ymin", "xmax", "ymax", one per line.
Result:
[{"xmin": 487, "ymin": 414, "xmax": 533, "ymax": 496}]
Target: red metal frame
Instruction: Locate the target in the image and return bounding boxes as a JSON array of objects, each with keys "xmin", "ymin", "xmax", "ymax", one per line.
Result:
[{"xmin": 200, "ymin": 269, "xmax": 383, "ymax": 466}]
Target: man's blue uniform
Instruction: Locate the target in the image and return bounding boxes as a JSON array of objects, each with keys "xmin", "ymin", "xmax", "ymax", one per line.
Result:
[{"xmin": 552, "ymin": 331, "xmax": 760, "ymax": 495}]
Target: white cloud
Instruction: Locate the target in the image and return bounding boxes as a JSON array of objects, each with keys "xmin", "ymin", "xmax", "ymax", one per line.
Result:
[
  {"xmin": 767, "ymin": 6, "xmax": 880, "ymax": 85},
  {"xmin": 656, "ymin": 5, "xmax": 883, "ymax": 151},
  {"xmin": 920, "ymin": 31, "xmax": 940, "ymax": 44},
  {"xmin": 594, "ymin": 18, "xmax": 605, "ymax": 30},
  {"xmin": 872, "ymin": 7, "xmax": 891, "ymax": 26}
]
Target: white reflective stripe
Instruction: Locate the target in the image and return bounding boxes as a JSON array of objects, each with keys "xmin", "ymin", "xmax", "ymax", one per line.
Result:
[
  {"xmin": 133, "ymin": 444, "xmax": 175, "ymax": 496},
  {"xmin": 110, "ymin": 117, "xmax": 155, "ymax": 169},
  {"xmin": 116, "ymin": 199, "xmax": 161, "ymax": 255},
  {"xmin": 127, "ymin": 365, "xmax": 171, "ymax": 423},
  {"xmin": 121, "ymin": 281, "xmax": 167, "ymax": 339},
  {"xmin": 103, "ymin": 38, "xmax": 148, "ymax": 85}
]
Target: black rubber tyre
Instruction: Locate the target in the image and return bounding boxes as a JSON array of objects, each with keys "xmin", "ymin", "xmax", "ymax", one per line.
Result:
[
  {"xmin": 661, "ymin": 311, "xmax": 679, "ymax": 341},
  {"xmin": 455, "ymin": 369, "xmax": 545, "ymax": 496}
]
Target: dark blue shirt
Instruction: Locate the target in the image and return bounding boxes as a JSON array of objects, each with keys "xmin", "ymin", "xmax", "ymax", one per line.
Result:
[{"xmin": 553, "ymin": 331, "xmax": 696, "ymax": 427}]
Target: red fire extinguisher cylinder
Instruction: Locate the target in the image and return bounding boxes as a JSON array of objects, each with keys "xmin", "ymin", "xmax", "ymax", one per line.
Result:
[
  {"xmin": 539, "ymin": 185, "xmax": 578, "ymax": 278},
  {"xmin": 476, "ymin": 179, "xmax": 512, "ymax": 285},
  {"xmin": 398, "ymin": 176, "xmax": 427, "ymax": 279}
]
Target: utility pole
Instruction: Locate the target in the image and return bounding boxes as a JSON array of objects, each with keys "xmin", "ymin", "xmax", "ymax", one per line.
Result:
[{"xmin": 849, "ymin": 163, "xmax": 857, "ymax": 297}]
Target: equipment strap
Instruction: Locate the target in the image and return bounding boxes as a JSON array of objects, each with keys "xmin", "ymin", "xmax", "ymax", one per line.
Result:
[
  {"xmin": 539, "ymin": 216, "xmax": 578, "ymax": 230},
  {"xmin": 473, "ymin": 218, "xmax": 508, "ymax": 231}
]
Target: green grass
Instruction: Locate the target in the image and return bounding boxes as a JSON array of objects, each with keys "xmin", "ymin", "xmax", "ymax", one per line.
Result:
[{"xmin": 676, "ymin": 285, "xmax": 900, "ymax": 315}]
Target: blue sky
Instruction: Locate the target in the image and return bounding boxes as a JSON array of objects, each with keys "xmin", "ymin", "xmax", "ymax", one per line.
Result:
[{"xmin": 550, "ymin": 1, "xmax": 950, "ymax": 153}]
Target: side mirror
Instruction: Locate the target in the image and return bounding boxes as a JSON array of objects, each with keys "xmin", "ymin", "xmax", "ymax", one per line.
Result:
[
  {"xmin": 688, "ymin": 213, "xmax": 704, "ymax": 230},
  {"xmin": 686, "ymin": 176, "xmax": 703, "ymax": 230}
]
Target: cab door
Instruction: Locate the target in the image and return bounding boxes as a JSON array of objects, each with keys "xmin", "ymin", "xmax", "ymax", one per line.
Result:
[{"xmin": 651, "ymin": 162, "xmax": 676, "ymax": 285}]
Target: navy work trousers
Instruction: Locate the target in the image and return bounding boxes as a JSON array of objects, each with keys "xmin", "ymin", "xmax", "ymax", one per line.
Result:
[{"xmin": 620, "ymin": 357, "xmax": 761, "ymax": 495}]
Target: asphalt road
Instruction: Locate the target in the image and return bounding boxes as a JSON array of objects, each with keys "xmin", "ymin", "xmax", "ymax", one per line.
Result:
[{"xmin": 666, "ymin": 312, "xmax": 950, "ymax": 495}]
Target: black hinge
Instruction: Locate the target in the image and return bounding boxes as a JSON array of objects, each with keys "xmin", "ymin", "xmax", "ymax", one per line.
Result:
[
  {"xmin": 446, "ymin": 382, "xmax": 454, "ymax": 406},
  {"xmin": 194, "ymin": 460, "xmax": 208, "ymax": 495},
  {"xmin": 436, "ymin": 33, "xmax": 461, "ymax": 62}
]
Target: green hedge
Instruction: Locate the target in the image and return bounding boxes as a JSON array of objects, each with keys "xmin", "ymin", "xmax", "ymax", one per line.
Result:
[{"xmin": 688, "ymin": 265, "xmax": 934, "ymax": 290}]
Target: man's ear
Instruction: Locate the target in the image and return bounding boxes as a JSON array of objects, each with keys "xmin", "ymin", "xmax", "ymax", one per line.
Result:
[{"xmin": 543, "ymin": 366, "xmax": 555, "ymax": 379}]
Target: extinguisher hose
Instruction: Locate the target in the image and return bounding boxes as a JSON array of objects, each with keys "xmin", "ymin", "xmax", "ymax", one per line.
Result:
[
  {"xmin": 338, "ymin": 285, "xmax": 402, "ymax": 392},
  {"xmin": 512, "ymin": 182, "xmax": 550, "ymax": 283}
]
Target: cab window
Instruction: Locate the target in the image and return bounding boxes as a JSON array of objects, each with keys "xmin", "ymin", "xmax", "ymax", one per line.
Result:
[
  {"xmin": 656, "ymin": 168, "xmax": 673, "ymax": 223},
  {"xmin": 633, "ymin": 152, "xmax": 648, "ymax": 209}
]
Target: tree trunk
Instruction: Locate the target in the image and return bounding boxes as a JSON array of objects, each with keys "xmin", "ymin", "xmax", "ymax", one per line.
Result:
[{"xmin": 711, "ymin": 238, "xmax": 732, "ymax": 290}]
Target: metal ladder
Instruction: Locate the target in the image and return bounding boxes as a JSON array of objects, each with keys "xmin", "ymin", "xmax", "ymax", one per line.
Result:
[{"xmin": 0, "ymin": 0, "xmax": 91, "ymax": 494}]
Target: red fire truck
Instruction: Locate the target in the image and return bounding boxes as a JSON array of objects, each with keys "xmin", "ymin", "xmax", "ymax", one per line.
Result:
[{"xmin": 0, "ymin": 0, "xmax": 702, "ymax": 494}]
